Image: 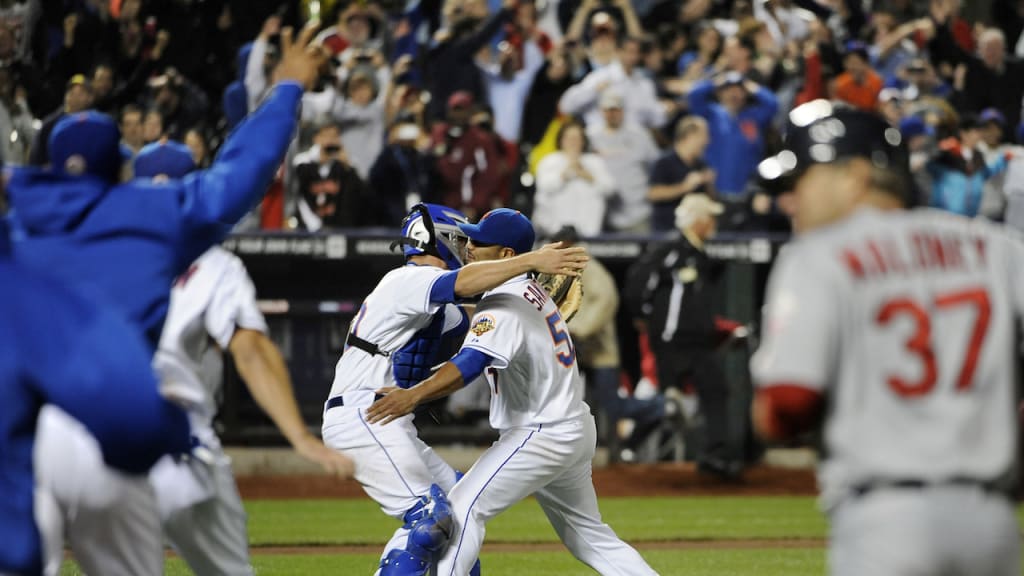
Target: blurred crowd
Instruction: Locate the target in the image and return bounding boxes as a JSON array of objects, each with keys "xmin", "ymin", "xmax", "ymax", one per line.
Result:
[{"xmin": 10, "ymin": 0, "xmax": 1024, "ymax": 236}]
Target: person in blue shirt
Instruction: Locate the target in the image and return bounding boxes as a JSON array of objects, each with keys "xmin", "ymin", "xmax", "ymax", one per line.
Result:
[
  {"xmin": 8, "ymin": 25, "xmax": 323, "ymax": 349},
  {"xmin": 686, "ymin": 72, "xmax": 778, "ymax": 198},
  {"xmin": 0, "ymin": 204, "xmax": 191, "ymax": 576},
  {"xmin": 10, "ymin": 24, "xmax": 328, "ymax": 576}
]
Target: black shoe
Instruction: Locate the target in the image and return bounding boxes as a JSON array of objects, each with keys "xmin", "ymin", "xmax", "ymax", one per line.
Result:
[{"xmin": 697, "ymin": 457, "xmax": 743, "ymax": 481}]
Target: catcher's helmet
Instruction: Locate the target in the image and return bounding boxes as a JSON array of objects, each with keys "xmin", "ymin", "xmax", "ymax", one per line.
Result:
[
  {"xmin": 396, "ymin": 203, "xmax": 470, "ymax": 270},
  {"xmin": 758, "ymin": 100, "xmax": 913, "ymax": 205}
]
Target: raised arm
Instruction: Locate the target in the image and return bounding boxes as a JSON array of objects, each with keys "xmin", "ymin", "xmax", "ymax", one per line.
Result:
[
  {"xmin": 686, "ymin": 78, "xmax": 717, "ymax": 117},
  {"xmin": 453, "ymin": 242, "xmax": 589, "ymax": 297},
  {"xmin": 178, "ymin": 24, "xmax": 324, "ymax": 265}
]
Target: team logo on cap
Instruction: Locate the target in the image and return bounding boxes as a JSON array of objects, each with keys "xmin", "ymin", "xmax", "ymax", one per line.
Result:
[
  {"xmin": 64, "ymin": 154, "xmax": 87, "ymax": 176},
  {"xmin": 470, "ymin": 314, "xmax": 496, "ymax": 336}
]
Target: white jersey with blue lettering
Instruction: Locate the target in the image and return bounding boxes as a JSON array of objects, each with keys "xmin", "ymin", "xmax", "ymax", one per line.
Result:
[
  {"xmin": 156, "ymin": 246, "xmax": 267, "ymax": 420},
  {"xmin": 461, "ymin": 274, "xmax": 587, "ymax": 430},
  {"xmin": 753, "ymin": 208, "xmax": 1023, "ymax": 504},
  {"xmin": 327, "ymin": 264, "xmax": 467, "ymax": 398}
]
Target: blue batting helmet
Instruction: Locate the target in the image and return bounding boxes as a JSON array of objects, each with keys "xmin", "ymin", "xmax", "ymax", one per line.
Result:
[{"xmin": 396, "ymin": 203, "xmax": 469, "ymax": 270}]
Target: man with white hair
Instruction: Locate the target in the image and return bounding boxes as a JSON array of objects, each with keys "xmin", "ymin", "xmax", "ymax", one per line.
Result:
[
  {"xmin": 930, "ymin": 2, "xmax": 1024, "ymax": 132},
  {"xmin": 625, "ymin": 194, "xmax": 745, "ymax": 479}
]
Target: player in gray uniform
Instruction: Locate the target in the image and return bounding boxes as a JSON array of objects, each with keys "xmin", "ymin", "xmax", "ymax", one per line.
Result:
[
  {"xmin": 752, "ymin": 101, "xmax": 1021, "ymax": 576},
  {"xmin": 138, "ymin": 142, "xmax": 353, "ymax": 575}
]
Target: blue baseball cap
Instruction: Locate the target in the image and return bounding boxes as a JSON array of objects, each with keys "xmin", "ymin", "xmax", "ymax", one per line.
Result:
[
  {"xmin": 134, "ymin": 140, "xmax": 196, "ymax": 179},
  {"xmin": 979, "ymin": 108, "xmax": 1006, "ymax": 128},
  {"xmin": 458, "ymin": 208, "xmax": 535, "ymax": 255},
  {"xmin": 899, "ymin": 116, "xmax": 934, "ymax": 139},
  {"xmin": 49, "ymin": 111, "xmax": 124, "ymax": 181}
]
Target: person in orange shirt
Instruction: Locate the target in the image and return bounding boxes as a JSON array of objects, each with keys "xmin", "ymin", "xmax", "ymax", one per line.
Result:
[{"xmin": 831, "ymin": 41, "xmax": 883, "ymax": 111}]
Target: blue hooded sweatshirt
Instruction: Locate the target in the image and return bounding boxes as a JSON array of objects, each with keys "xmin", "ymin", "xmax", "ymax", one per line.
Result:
[
  {"xmin": 9, "ymin": 82, "xmax": 302, "ymax": 347},
  {"xmin": 0, "ymin": 217, "xmax": 190, "ymax": 576}
]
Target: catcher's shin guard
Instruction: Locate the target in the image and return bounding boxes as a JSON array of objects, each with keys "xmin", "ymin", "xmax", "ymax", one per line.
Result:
[{"xmin": 380, "ymin": 484, "xmax": 454, "ymax": 576}]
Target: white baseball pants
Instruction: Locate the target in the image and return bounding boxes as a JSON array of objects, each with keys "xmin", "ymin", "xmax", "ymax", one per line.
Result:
[
  {"xmin": 33, "ymin": 405, "xmax": 163, "ymax": 576},
  {"xmin": 438, "ymin": 413, "xmax": 658, "ymax": 576},
  {"xmin": 829, "ymin": 484, "xmax": 1020, "ymax": 576},
  {"xmin": 321, "ymin": 392, "xmax": 459, "ymax": 571}
]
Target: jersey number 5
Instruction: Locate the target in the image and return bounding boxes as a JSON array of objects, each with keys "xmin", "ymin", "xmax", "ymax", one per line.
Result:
[
  {"xmin": 875, "ymin": 287, "xmax": 991, "ymax": 398},
  {"xmin": 546, "ymin": 311, "xmax": 576, "ymax": 368}
]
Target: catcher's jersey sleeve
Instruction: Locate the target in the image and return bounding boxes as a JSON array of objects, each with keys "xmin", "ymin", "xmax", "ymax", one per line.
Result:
[
  {"xmin": 751, "ymin": 243, "xmax": 841, "ymax": 392},
  {"xmin": 328, "ymin": 265, "xmax": 455, "ymax": 396}
]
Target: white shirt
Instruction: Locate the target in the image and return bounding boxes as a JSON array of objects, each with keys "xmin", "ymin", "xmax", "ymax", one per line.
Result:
[
  {"xmin": 587, "ymin": 122, "xmax": 660, "ymax": 230},
  {"xmin": 533, "ymin": 151, "xmax": 616, "ymax": 236},
  {"xmin": 155, "ymin": 247, "xmax": 267, "ymax": 421},
  {"xmin": 558, "ymin": 61, "xmax": 667, "ymax": 130},
  {"xmin": 752, "ymin": 208, "xmax": 1023, "ymax": 508},
  {"xmin": 328, "ymin": 265, "xmax": 466, "ymax": 398},
  {"xmin": 462, "ymin": 275, "xmax": 587, "ymax": 430}
]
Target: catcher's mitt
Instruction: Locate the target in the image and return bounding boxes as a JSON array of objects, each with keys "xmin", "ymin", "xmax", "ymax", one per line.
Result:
[{"xmin": 535, "ymin": 272, "xmax": 584, "ymax": 322}]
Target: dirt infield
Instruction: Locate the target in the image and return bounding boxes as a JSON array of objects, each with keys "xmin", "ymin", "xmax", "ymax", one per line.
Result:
[{"xmin": 236, "ymin": 464, "xmax": 817, "ymax": 500}]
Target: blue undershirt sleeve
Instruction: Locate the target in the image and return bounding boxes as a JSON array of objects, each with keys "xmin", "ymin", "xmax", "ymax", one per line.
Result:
[
  {"xmin": 428, "ymin": 270, "xmax": 459, "ymax": 304},
  {"xmin": 450, "ymin": 348, "xmax": 494, "ymax": 385}
]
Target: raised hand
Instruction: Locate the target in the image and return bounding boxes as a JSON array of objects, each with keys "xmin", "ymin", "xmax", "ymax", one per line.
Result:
[
  {"xmin": 528, "ymin": 242, "xmax": 590, "ymax": 277},
  {"xmin": 272, "ymin": 21, "xmax": 326, "ymax": 90}
]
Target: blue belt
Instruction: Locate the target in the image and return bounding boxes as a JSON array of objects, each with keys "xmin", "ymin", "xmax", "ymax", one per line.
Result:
[{"xmin": 326, "ymin": 394, "xmax": 384, "ymax": 411}]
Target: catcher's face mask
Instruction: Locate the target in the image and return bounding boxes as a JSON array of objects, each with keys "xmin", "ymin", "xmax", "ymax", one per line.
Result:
[{"xmin": 394, "ymin": 203, "xmax": 469, "ymax": 270}]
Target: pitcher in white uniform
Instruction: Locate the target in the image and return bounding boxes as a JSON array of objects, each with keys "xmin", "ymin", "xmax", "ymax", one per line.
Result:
[
  {"xmin": 368, "ymin": 209, "xmax": 658, "ymax": 576},
  {"xmin": 321, "ymin": 204, "xmax": 588, "ymax": 576},
  {"xmin": 149, "ymin": 141, "xmax": 353, "ymax": 575},
  {"xmin": 752, "ymin": 101, "xmax": 1021, "ymax": 576}
]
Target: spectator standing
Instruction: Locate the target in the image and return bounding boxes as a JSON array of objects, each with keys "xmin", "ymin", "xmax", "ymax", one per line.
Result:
[
  {"xmin": 480, "ymin": 37, "xmax": 546, "ymax": 144},
  {"xmin": 647, "ymin": 116, "xmax": 714, "ymax": 232},
  {"xmin": 533, "ymin": 120, "xmax": 615, "ymax": 236},
  {"xmin": 563, "ymin": 0, "xmax": 643, "ymax": 72},
  {"xmin": 686, "ymin": 73, "xmax": 777, "ymax": 198},
  {"xmin": 625, "ymin": 194, "xmax": 742, "ymax": 480},
  {"xmin": 977, "ymin": 108, "xmax": 1012, "ymax": 220},
  {"xmin": 831, "ymin": 41, "xmax": 883, "ymax": 111},
  {"xmin": 587, "ymin": 90, "xmax": 659, "ymax": 233},
  {"xmin": 28, "ymin": 75, "xmax": 92, "ymax": 167},
  {"xmin": 184, "ymin": 128, "xmax": 210, "ymax": 170},
  {"xmin": 0, "ymin": 66, "xmax": 33, "ymax": 165},
  {"xmin": 559, "ymin": 36, "xmax": 668, "ymax": 131},
  {"xmin": 142, "ymin": 108, "xmax": 164, "ymax": 144},
  {"xmin": 369, "ymin": 120, "xmax": 438, "ymax": 224},
  {"xmin": 431, "ymin": 91, "xmax": 508, "ymax": 219},
  {"xmin": 295, "ymin": 123, "xmax": 368, "ymax": 231},
  {"xmin": 333, "ymin": 58, "xmax": 390, "ymax": 180},
  {"xmin": 928, "ymin": 116, "xmax": 1008, "ymax": 217},
  {"xmin": 520, "ymin": 45, "xmax": 575, "ymax": 147},
  {"xmin": 147, "ymin": 68, "xmax": 209, "ymax": 141},
  {"xmin": 119, "ymin": 104, "xmax": 145, "ymax": 157},
  {"xmin": 424, "ymin": 0, "xmax": 515, "ymax": 122},
  {"xmin": 930, "ymin": 1, "xmax": 1024, "ymax": 133}
]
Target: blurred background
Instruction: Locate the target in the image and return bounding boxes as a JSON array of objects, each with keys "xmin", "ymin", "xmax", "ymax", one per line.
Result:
[{"xmin": 14, "ymin": 0, "xmax": 1023, "ymax": 471}]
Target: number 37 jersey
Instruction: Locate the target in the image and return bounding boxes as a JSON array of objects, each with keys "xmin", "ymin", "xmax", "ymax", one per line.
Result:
[
  {"xmin": 752, "ymin": 208, "xmax": 1024, "ymax": 500},
  {"xmin": 461, "ymin": 275, "xmax": 587, "ymax": 431}
]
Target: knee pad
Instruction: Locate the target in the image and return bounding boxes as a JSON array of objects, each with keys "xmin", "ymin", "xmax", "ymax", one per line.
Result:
[{"xmin": 379, "ymin": 549, "xmax": 429, "ymax": 576}]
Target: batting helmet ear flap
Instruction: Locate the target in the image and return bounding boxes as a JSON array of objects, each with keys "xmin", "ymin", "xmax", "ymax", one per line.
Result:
[{"xmin": 390, "ymin": 203, "xmax": 444, "ymax": 260}]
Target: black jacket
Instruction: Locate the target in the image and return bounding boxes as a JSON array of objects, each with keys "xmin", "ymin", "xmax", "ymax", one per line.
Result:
[{"xmin": 625, "ymin": 233, "xmax": 723, "ymax": 347}]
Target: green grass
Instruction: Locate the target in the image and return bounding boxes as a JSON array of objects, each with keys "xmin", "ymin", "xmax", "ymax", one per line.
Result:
[
  {"xmin": 245, "ymin": 496, "xmax": 829, "ymax": 546},
  {"xmin": 58, "ymin": 496, "xmax": 1024, "ymax": 575},
  {"xmin": 62, "ymin": 550, "xmax": 826, "ymax": 576}
]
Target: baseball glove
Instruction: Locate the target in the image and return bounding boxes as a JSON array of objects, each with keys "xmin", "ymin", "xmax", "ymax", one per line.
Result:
[{"xmin": 535, "ymin": 272, "xmax": 584, "ymax": 322}]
